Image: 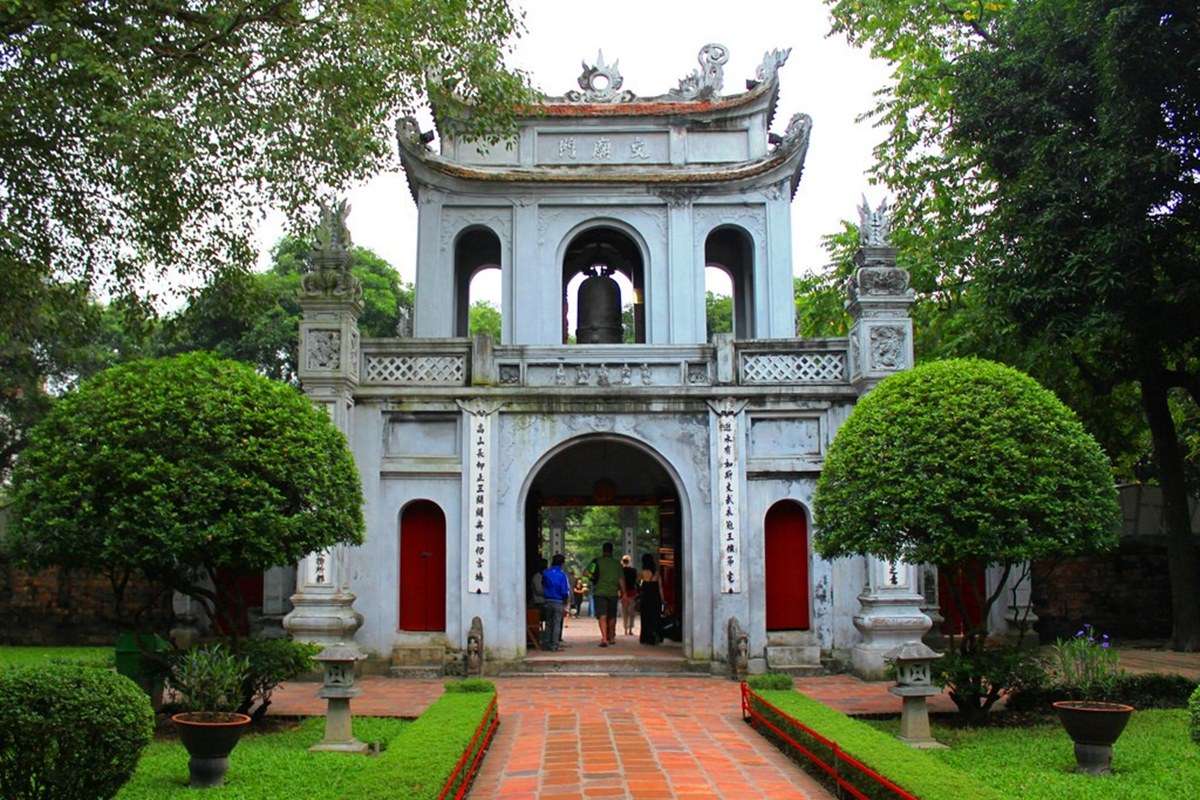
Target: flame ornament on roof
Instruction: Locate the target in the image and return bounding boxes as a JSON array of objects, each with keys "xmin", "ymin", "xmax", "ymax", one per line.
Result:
[
  {"xmin": 858, "ymin": 196, "xmax": 892, "ymax": 247},
  {"xmin": 755, "ymin": 48, "xmax": 792, "ymax": 85},
  {"xmin": 565, "ymin": 51, "xmax": 635, "ymax": 103},
  {"xmin": 669, "ymin": 43, "xmax": 730, "ymax": 100}
]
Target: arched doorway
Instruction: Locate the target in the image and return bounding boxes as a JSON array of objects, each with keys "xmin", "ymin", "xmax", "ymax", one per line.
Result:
[
  {"xmin": 765, "ymin": 500, "xmax": 809, "ymax": 631},
  {"xmin": 705, "ymin": 226, "xmax": 755, "ymax": 339},
  {"xmin": 453, "ymin": 227, "xmax": 502, "ymax": 340},
  {"xmin": 399, "ymin": 500, "xmax": 446, "ymax": 631},
  {"xmin": 522, "ymin": 436, "xmax": 684, "ymax": 655}
]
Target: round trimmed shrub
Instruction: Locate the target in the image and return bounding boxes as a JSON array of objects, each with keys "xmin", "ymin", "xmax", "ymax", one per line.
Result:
[
  {"xmin": 8, "ymin": 352, "xmax": 364, "ymax": 607},
  {"xmin": 0, "ymin": 665, "xmax": 154, "ymax": 799},
  {"xmin": 814, "ymin": 358, "xmax": 1119, "ymax": 569}
]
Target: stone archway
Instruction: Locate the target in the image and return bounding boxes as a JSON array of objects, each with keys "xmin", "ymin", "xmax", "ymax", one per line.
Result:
[{"xmin": 519, "ymin": 434, "xmax": 688, "ymax": 659}]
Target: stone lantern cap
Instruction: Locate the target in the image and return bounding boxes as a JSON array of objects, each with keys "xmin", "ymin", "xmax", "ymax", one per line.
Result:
[
  {"xmin": 884, "ymin": 641, "xmax": 941, "ymax": 663},
  {"xmin": 314, "ymin": 644, "xmax": 365, "ymax": 664}
]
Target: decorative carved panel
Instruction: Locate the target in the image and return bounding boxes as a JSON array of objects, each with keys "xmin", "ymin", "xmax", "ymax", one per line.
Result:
[
  {"xmin": 741, "ymin": 352, "xmax": 846, "ymax": 384},
  {"xmin": 362, "ymin": 355, "xmax": 466, "ymax": 385},
  {"xmin": 307, "ymin": 330, "xmax": 341, "ymax": 370}
]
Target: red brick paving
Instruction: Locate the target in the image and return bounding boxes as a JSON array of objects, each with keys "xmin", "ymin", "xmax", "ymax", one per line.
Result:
[
  {"xmin": 793, "ymin": 674, "xmax": 959, "ymax": 716},
  {"xmin": 469, "ymin": 677, "xmax": 832, "ymax": 800},
  {"xmin": 267, "ymin": 675, "xmax": 443, "ymax": 718}
]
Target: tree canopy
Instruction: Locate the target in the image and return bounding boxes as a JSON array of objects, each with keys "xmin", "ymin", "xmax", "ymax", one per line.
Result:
[{"xmin": 8, "ymin": 352, "xmax": 364, "ymax": 628}]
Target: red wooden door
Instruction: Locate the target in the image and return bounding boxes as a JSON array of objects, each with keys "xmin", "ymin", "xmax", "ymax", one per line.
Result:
[
  {"xmin": 765, "ymin": 501, "xmax": 810, "ymax": 630},
  {"xmin": 939, "ymin": 561, "xmax": 987, "ymax": 636},
  {"xmin": 400, "ymin": 501, "xmax": 446, "ymax": 631}
]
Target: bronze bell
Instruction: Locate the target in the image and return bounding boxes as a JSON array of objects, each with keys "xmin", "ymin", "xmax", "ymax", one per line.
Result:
[{"xmin": 576, "ymin": 265, "xmax": 623, "ymax": 344}]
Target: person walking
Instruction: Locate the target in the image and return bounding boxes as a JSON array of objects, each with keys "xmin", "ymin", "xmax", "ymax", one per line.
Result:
[
  {"xmin": 638, "ymin": 553, "xmax": 662, "ymax": 645},
  {"xmin": 541, "ymin": 554, "xmax": 570, "ymax": 651},
  {"xmin": 619, "ymin": 554, "xmax": 638, "ymax": 636},
  {"xmin": 571, "ymin": 578, "xmax": 585, "ymax": 618},
  {"xmin": 587, "ymin": 542, "xmax": 622, "ymax": 647},
  {"xmin": 529, "ymin": 556, "xmax": 547, "ymax": 643}
]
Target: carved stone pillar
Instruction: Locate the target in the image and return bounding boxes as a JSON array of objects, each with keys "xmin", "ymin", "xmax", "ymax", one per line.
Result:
[
  {"xmin": 845, "ymin": 198, "xmax": 914, "ymax": 395},
  {"xmin": 918, "ymin": 564, "xmax": 946, "ymax": 650},
  {"xmin": 851, "ymin": 557, "xmax": 932, "ymax": 680},
  {"xmin": 284, "ymin": 201, "xmax": 365, "ymax": 648},
  {"xmin": 548, "ymin": 508, "xmax": 566, "ymax": 558},
  {"xmin": 620, "ymin": 506, "xmax": 638, "ymax": 563}
]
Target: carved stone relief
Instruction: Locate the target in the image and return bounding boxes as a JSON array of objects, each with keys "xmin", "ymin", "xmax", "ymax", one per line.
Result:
[
  {"xmin": 565, "ymin": 51, "xmax": 635, "ymax": 103},
  {"xmin": 869, "ymin": 325, "xmax": 906, "ymax": 370},
  {"xmin": 307, "ymin": 330, "xmax": 341, "ymax": 370},
  {"xmin": 669, "ymin": 43, "xmax": 729, "ymax": 100},
  {"xmin": 439, "ymin": 207, "xmax": 513, "ymax": 255}
]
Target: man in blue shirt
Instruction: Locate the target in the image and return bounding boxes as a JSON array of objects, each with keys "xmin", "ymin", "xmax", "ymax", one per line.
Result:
[{"xmin": 541, "ymin": 553, "xmax": 571, "ymax": 651}]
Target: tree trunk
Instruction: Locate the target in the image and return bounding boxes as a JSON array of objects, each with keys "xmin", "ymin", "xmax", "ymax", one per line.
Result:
[{"xmin": 1140, "ymin": 375, "xmax": 1200, "ymax": 651}]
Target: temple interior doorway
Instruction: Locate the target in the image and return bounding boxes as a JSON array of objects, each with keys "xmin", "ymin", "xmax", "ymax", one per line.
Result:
[{"xmin": 523, "ymin": 437, "xmax": 684, "ymax": 660}]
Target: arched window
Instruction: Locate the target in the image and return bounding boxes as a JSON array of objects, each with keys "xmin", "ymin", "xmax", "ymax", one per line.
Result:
[
  {"xmin": 704, "ymin": 226, "xmax": 755, "ymax": 339},
  {"xmin": 561, "ymin": 226, "xmax": 645, "ymax": 344},
  {"xmin": 453, "ymin": 227, "xmax": 502, "ymax": 340},
  {"xmin": 704, "ymin": 266, "xmax": 733, "ymax": 340},
  {"xmin": 399, "ymin": 500, "xmax": 446, "ymax": 632}
]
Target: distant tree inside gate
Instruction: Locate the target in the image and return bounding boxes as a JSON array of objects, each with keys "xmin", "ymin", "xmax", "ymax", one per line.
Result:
[
  {"xmin": 7, "ymin": 352, "xmax": 364, "ymax": 633},
  {"xmin": 812, "ymin": 358, "xmax": 1120, "ymax": 719}
]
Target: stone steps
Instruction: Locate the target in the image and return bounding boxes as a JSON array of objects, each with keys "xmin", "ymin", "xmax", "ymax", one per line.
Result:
[
  {"xmin": 504, "ymin": 655, "xmax": 703, "ymax": 676},
  {"xmin": 765, "ymin": 644, "xmax": 824, "ymax": 676}
]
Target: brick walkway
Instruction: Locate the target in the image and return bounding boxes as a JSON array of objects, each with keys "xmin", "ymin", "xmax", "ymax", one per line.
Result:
[{"xmin": 470, "ymin": 677, "xmax": 832, "ymax": 800}]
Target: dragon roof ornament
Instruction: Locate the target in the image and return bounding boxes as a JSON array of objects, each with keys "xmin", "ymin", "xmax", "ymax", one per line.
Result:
[
  {"xmin": 557, "ymin": 43, "xmax": 789, "ymax": 104},
  {"xmin": 669, "ymin": 43, "xmax": 730, "ymax": 100},
  {"xmin": 301, "ymin": 199, "xmax": 362, "ymax": 301}
]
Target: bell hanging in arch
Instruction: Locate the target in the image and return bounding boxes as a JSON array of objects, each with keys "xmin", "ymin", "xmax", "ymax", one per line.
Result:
[{"xmin": 576, "ymin": 265, "xmax": 623, "ymax": 344}]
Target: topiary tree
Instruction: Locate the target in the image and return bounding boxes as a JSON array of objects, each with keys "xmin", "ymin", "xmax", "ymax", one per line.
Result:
[
  {"xmin": 813, "ymin": 358, "xmax": 1120, "ymax": 718},
  {"xmin": 7, "ymin": 351, "xmax": 364, "ymax": 634},
  {"xmin": 0, "ymin": 664, "xmax": 154, "ymax": 799}
]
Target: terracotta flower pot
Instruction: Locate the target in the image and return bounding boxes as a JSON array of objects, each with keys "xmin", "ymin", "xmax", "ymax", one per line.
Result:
[
  {"xmin": 172, "ymin": 711, "xmax": 252, "ymax": 788},
  {"xmin": 1052, "ymin": 700, "xmax": 1134, "ymax": 775}
]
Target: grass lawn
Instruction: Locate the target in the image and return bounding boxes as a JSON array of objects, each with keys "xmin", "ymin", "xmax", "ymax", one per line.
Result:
[
  {"xmin": 869, "ymin": 710, "xmax": 1199, "ymax": 799},
  {"xmin": 118, "ymin": 717, "xmax": 409, "ymax": 799},
  {"xmin": 0, "ymin": 645, "xmax": 111, "ymax": 667}
]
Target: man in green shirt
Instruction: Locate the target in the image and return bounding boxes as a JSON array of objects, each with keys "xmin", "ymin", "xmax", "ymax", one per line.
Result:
[{"xmin": 588, "ymin": 541, "xmax": 625, "ymax": 647}]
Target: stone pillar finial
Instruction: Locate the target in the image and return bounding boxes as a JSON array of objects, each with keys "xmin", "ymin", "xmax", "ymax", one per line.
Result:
[
  {"xmin": 845, "ymin": 195, "xmax": 914, "ymax": 394},
  {"xmin": 285, "ymin": 197, "xmax": 365, "ymax": 650}
]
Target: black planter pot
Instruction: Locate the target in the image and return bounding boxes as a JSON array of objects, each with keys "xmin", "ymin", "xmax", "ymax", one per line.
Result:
[
  {"xmin": 172, "ymin": 712, "xmax": 252, "ymax": 788},
  {"xmin": 1052, "ymin": 700, "xmax": 1134, "ymax": 775}
]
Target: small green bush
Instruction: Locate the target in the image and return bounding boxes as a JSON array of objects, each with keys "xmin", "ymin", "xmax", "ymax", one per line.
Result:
[
  {"xmin": 235, "ymin": 638, "xmax": 320, "ymax": 720},
  {"xmin": 444, "ymin": 678, "xmax": 496, "ymax": 693},
  {"xmin": 1189, "ymin": 684, "xmax": 1199, "ymax": 744},
  {"xmin": 169, "ymin": 644, "xmax": 249, "ymax": 713},
  {"xmin": 1007, "ymin": 671, "xmax": 1197, "ymax": 712},
  {"xmin": 745, "ymin": 673, "xmax": 794, "ymax": 691},
  {"xmin": 0, "ymin": 664, "xmax": 154, "ymax": 800},
  {"xmin": 932, "ymin": 645, "xmax": 1045, "ymax": 722}
]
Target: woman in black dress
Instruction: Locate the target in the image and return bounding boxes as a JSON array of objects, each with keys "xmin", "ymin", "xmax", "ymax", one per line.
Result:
[{"xmin": 638, "ymin": 553, "xmax": 661, "ymax": 645}]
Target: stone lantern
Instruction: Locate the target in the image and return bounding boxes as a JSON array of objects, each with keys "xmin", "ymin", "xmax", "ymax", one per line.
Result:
[
  {"xmin": 885, "ymin": 641, "xmax": 945, "ymax": 749},
  {"xmin": 309, "ymin": 644, "xmax": 369, "ymax": 754}
]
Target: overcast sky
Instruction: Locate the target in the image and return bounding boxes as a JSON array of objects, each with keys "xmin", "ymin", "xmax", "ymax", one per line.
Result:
[{"xmin": 254, "ymin": 0, "xmax": 892, "ymax": 300}]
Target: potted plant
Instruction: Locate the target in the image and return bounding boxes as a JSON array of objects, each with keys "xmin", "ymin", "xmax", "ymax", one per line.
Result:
[
  {"xmin": 169, "ymin": 645, "xmax": 252, "ymax": 788},
  {"xmin": 1049, "ymin": 625, "xmax": 1133, "ymax": 775}
]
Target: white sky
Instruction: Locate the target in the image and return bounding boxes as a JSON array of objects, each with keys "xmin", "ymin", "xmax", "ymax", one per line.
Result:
[{"xmin": 254, "ymin": 0, "xmax": 893, "ymax": 304}]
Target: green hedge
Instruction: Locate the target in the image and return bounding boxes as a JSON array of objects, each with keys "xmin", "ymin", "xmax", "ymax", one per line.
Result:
[
  {"xmin": 749, "ymin": 688, "xmax": 1002, "ymax": 800},
  {"xmin": 1189, "ymin": 684, "xmax": 1200, "ymax": 744},
  {"xmin": 1008, "ymin": 672, "xmax": 1197, "ymax": 712},
  {"xmin": 354, "ymin": 688, "xmax": 497, "ymax": 800}
]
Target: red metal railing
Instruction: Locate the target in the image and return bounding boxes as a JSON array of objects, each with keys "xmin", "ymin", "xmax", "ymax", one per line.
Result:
[
  {"xmin": 438, "ymin": 694, "xmax": 500, "ymax": 800},
  {"xmin": 741, "ymin": 683, "xmax": 919, "ymax": 800}
]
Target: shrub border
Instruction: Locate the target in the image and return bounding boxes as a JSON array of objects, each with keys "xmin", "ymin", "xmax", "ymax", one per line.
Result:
[
  {"xmin": 741, "ymin": 683, "xmax": 1002, "ymax": 800},
  {"xmin": 437, "ymin": 693, "xmax": 499, "ymax": 800},
  {"xmin": 742, "ymin": 683, "xmax": 917, "ymax": 800}
]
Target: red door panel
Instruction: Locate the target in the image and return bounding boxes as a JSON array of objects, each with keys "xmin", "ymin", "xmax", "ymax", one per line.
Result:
[
  {"xmin": 939, "ymin": 561, "xmax": 986, "ymax": 636},
  {"xmin": 765, "ymin": 502, "xmax": 809, "ymax": 631},
  {"xmin": 400, "ymin": 501, "xmax": 446, "ymax": 631}
]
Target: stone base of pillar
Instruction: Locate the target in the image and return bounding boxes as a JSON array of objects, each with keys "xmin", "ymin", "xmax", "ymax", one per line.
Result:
[
  {"xmin": 1003, "ymin": 604, "xmax": 1040, "ymax": 647},
  {"xmin": 309, "ymin": 697, "xmax": 368, "ymax": 754},
  {"xmin": 921, "ymin": 606, "xmax": 947, "ymax": 650},
  {"xmin": 851, "ymin": 592, "xmax": 932, "ymax": 680},
  {"xmin": 283, "ymin": 590, "xmax": 363, "ymax": 647}
]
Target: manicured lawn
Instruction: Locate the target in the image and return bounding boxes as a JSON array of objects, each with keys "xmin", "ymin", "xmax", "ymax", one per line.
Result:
[
  {"xmin": 869, "ymin": 710, "xmax": 1199, "ymax": 799},
  {"xmin": 118, "ymin": 717, "xmax": 408, "ymax": 799},
  {"xmin": 0, "ymin": 645, "xmax": 111, "ymax": 667}
]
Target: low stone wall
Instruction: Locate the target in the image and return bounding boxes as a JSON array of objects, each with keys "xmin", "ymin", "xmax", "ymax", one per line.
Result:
[
  {"xmin": 0, "ymin": 557, "xmax": 170, "ymax": 645},
  {"xmin": 1032, "ymin": 535, "xmax": 1198, "ymax": 642}
]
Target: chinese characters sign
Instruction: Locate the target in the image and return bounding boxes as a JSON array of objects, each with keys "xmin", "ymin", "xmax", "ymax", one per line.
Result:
[
  {"xmin": 716, "ymin": 402, "xmax": 742, "ymax": 594},
  {"xmin": 467, "ymin": 410, "xmax": 492, "ymax": 594},
  {"xmin": 537, "ymin": 131, "xmax": 667, "ymax": 164}
]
